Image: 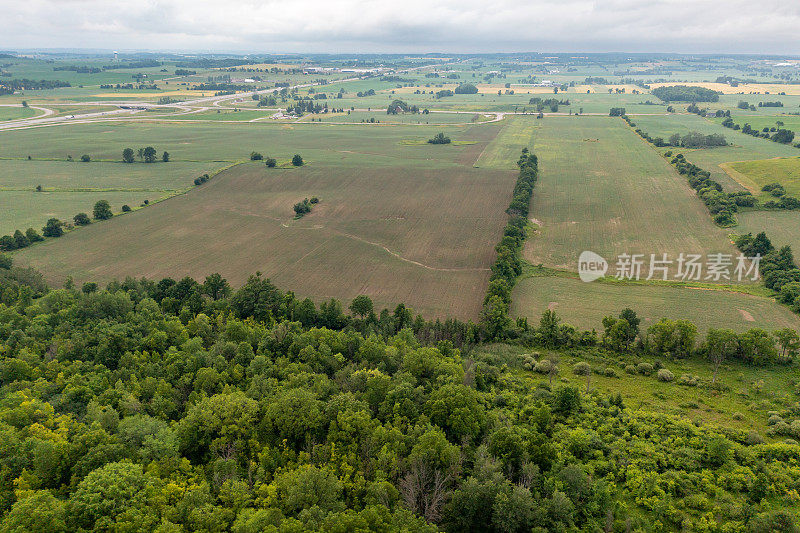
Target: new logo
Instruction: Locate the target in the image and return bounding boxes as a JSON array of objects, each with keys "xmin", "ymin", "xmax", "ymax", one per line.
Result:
[{"xmin": 578, "ymin": 251, "xmax": 607, "ymax": 282}]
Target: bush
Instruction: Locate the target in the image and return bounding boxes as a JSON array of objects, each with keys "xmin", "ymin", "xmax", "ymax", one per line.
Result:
[
  {"xmin": 625, "ymin": 364, "xmax": 636, "ymax": 375},
  {"xmin": 80, "ymin": 154, "xmax": 91, "ymax": 162},
  {"xmin": 604, "ymin": 367, "xmax": 617, "ymax": 378},
  {"xmin": 534, "ymin": 360, "xmax": 553, "ymax": 374},
  {"xmin": 636, "ymin": 362, "xmax": 654, "ymax": 375},
  {"xmin": 0, "ymin": 253, "xmax": 11, "ymax": 269},
  {"xmin": 73, "ymin": 213, "xmax": 91, "ymax": 226},
  {"xmin": 265, "ymin": 157, "xmax": 277, "ymax": 167},
  {"xmin": 656, "ymin": 369, "xmax": 674, "ymax": 382},
  {"xmin": 678, "ymin": 374, "xmax": 699, "ymax": 387},
  {"xmin": 572, "ymin": 362, "xmax": 591, "ymax": 376},
  {"xmin": 292, "ymin": 154, "xmax": 304, "ymax": 166},
  {"xmin": 121, "ymin": 205, "xmax": 132, "ymax": 212},
  {"xmin": 768, "ymin": 414, "xmax": 784, "ymax": 426},
  {"xmin": 250, "ymin": 152, "xmax": 263, "ymax": 161},
  {"xmin": 428, "ymin": 132, "xmax": 451, "ymax": 145}
]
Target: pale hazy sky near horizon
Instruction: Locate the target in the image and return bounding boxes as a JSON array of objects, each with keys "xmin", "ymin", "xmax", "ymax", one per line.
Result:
[{"xmin": 3, "ymin": 0, "xmax": 799, "ymax": 55}]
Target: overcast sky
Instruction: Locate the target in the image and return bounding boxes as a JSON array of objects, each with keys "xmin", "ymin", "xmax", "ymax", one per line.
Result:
[{"xmin": 3, "ymin": 0, "xmax": 800, "ymax": 55}]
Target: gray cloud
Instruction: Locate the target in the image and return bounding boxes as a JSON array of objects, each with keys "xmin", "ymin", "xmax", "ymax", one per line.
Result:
[{"xmin": 2, "ymin": 0, "xmax": 799, "ymax": 54}]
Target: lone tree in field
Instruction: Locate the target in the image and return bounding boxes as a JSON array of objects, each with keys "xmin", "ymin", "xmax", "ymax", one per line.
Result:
[
  {"xmin": 250, "ymin": 152, "xmax": 263, "ymax": 161},
  {"xmin": 73, "ymin": 213, "xmax": 91, "ymax": 226},
  {"xmin": 265, "ymin": 157, "xmax": 277, "ymax": 167},
  {"xmin": 122, "ymin": 148, "xmax": 135, "ymax": 163},
  {"xmin": 93, "ymin": 200, "xmax": 113, "ymax": 220},
  {"xmin": 292, "ymin": 154, "xmax": 304, "ymax": 166},
  {"xmin": 162, "ymin": 151, "xmax": 170, "ymax": 162}
]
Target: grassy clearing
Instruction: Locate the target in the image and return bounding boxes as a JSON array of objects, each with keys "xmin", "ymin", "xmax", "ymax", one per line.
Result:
[
  {"xmin": 12, "ymin": 154, "xmax": 516, "ymax": 319},
  {"xmin": 511, "ymin": 274, "xmax": 800, "ymax": 334},
  {"xmin": 480, "ymin": 342, "xmax": 799, "ymax": 436},
  {"xmin": 726, "ymin": 156, "xmax": 800, "ymax": 197},
  {"xmin": 520, "ymin": 115, "xmax": 738, "ymax": 275}
]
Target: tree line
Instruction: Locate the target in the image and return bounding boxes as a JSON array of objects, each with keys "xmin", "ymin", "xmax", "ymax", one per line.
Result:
[
  {"xmin": 123, "ymin": 147, "xmax": 170, "ymax": 163},
  {"xmin": 481, "ymin": 150, "xmax": 538, "ymax": 340}
]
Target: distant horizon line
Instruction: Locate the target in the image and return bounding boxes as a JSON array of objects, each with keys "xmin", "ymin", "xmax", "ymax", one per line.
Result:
[{"xmin": 3, "ymin": 48, "xmax": 800, "ymax": 60}]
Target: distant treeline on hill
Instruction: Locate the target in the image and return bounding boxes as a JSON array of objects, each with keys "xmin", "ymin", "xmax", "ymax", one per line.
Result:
[
  {"xmin": 651, "ymin": 85, "xmax": 720, "ymax": 102},
  {"xmin": 0, "ymin": 78, "xmax": 71, "ymax": 94},
  {"xmin": 101, "ymin": 59, "xmax": 162, "ymax": 70},
  {"xmin": 175, "ymin": 58, "xmax": 260, "ymax": 69},
  {"xmin": 53, "ymin": 65, "xmax": 101, "ymax": 74}
]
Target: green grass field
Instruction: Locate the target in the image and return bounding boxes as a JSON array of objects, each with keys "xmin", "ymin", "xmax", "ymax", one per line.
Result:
[
  {"xmin": 726, "ymin": 156, "xmax": 800, "ymax": 197},
  {"xmin": 511, "ymin": 274, "xmax": 800, "ymax": 334},
  {"xmin": 0, "ymin": 106, "xmax": 38, "ymax": 121},
  {"xmin": 519, "ymin": 115, "xmax": 738, "ymax": 275},
  {"xmin": 0, "ymin": 160, "xmax": 231, "ymax": 234}
]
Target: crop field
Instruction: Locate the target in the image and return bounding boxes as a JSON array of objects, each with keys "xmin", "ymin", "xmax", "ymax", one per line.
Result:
[
  {"xmin": 737, "ymin": 210, "xmax": 800, "ymax": 255},
  {"xmin": 518, "ymin": 115, "xmax": 738, "ymax": 273},
  {"xmin": 712, "ymin": 114, "xmax": 800, "ymax": 132},
  {"xmin": 511, "ymin": 275, "xmax": 800, "ymax": 334},
  {"xmin": 11, "ymin": 131, "xmax": 517, "ymax": 318},
  {"xmin": 0, "ymin": 119, "xmax": 495, "ymax": 166},
  {"xmin": 475, "ymin": 116, "xmax": 540, "ymax": 169}
]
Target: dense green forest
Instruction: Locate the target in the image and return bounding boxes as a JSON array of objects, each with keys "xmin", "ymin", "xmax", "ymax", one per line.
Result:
[{"xmin": 1, "ymin": 257, "xmax": 800, "ymax": 532}]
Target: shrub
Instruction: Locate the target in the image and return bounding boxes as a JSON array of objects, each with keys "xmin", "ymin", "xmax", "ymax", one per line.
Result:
[
  {"xmin": 746, "ymin": 431, "xmax": 765, "ymax": 445},
  {"xmin": 768, "ymin": 414, "xmax": 784, "ymax": 426},
  {"xmin": 678, "ymin": 374, "xmax": 699, "ymax": 387},
  {"xmin": 625, "ymin": 364, "xmax": 636, "ymax": 375},
  {"xmin": 265, "ymin": 157, "xmax": 277, "ymax": 168},
  {"xmin": 428, "ymin": 132, "xmax": 451, "ymax": 145},
  {"xmin": 656, "ymin": 369, "xmax": 674, "ymax": 382},
  {"xmin": 292, "ymin": 154, "xmax": 304, "ymax": 166},
  {"xmin": 572, "ymin": 362, "xmax": 591, "ymax": 376},
  {"xmin": 80, "ymin": 154, "xmax": 91, "ymax": 162},
  {"xmin": 73, "ymin": 213, "xmax": 91, "ymax": 226},
  {"xmin": 250, "ymin": 152, "xmax": 263, "ymax": 161},
  {"xmin": 534, "ymin": 360, "xmax": 553, "ymax": 374},
  {"xmin": 121, "ymin": 205, "xmax": 131, "ymax": 212},
  {"xmin": 604, "ymin": 367, "xmax": 617, "ymax": 378},
  {"xmin": 636, "ymin": 362, "xmax": 654, "ymax": 376}
]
